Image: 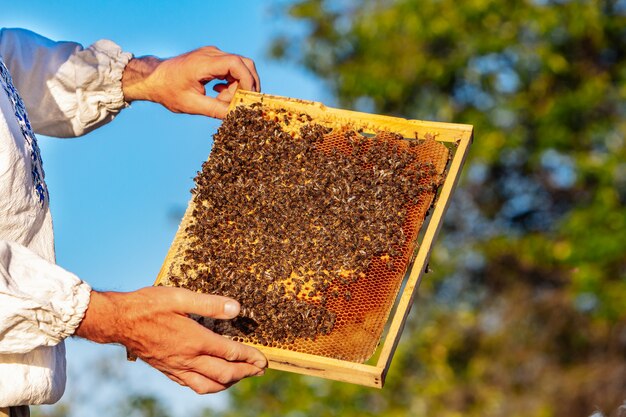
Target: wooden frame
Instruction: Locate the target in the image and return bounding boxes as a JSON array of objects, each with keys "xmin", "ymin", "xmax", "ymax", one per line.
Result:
[{"xmin": 155, "ymin": 90, "xmax": 473, "ymax": 388}]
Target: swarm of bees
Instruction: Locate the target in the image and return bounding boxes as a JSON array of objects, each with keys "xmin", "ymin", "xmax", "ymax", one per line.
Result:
[{"xmin": 166, "ymin": 104, "xmax": 441, "ymax": 346}]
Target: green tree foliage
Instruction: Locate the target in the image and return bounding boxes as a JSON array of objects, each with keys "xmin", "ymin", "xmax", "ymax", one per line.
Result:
[{"xmin": 215, "ymin": 1, "xmax": 626, "ymax": 416}]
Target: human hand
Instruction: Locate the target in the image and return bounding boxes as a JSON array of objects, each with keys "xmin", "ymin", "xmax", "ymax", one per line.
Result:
[
  {"xmin": 122, "ymin": 46, "xmax": 260, "ymax": 119},
  {"xmin": 75, "ymin": 286, "xmax": 267, "ymax": 394}
]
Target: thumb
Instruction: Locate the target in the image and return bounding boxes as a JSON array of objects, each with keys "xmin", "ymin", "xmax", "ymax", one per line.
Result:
[
  {"xmin": 185, "ymin": 92, "xmax": 230, "ymax": 119},
  {"xmin": 171, "ymin": 288, "xmax": 241, "ymax": 319}
]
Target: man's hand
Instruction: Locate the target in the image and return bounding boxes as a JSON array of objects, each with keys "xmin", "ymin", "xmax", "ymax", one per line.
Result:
[
  {"xmin": 121, "ymin": 46, "xmax": 260, "ymax": 119},
  {"xmin": 75, "ymin": 287, "xmax": 267, "ymax": 394}
]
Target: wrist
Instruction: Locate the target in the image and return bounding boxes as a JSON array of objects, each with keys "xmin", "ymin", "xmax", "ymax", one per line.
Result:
[
  {"xmin": 75, "ymin": 290, "xmax": 123, "ymax": 344},
  {"xmin": 122, "ymin": 56, "xmax": 163, "ymax": 103}
]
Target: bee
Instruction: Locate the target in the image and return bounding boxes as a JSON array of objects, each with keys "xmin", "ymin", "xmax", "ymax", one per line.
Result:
[{"xmin": 386, "ymin": 259, "xmax": 395, "ymax": 271}]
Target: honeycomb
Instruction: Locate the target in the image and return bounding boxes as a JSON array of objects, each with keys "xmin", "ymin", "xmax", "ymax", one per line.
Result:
[{"xmin": 157, "ymin": 93, "xmax": 451, "ymax": 363}]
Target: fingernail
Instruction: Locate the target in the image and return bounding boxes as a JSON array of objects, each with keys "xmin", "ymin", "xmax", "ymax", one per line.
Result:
[
  {"xmin": 224, "ymin": 301, "xmax": 239, "ymax": 316},
  {"xmin": 254, "ymin": 360, "xmax": 267, "ymax": 368},
  {"xmin": 255, "ymin": 370, "xmax": 265, "ymax": 377}
]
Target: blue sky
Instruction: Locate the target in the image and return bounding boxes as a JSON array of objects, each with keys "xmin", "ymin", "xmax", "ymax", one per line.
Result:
[{"xmin": 3, "ymin": 1, "xmax": 325, "ymax": 415}]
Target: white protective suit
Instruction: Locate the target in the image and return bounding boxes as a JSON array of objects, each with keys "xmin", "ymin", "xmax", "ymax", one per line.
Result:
[{"xmin": 0, "ymin": 27, "xmax": 132, "ymax": 407}]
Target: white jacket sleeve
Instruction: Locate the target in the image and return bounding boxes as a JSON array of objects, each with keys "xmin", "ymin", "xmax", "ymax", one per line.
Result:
[
  {"xmin": 0, "ymin": 240, "xmax": 91, "ymax": 354},
  {"xmin": 0, "ymin": 27, "xmax": 133, "ymax": 138}
]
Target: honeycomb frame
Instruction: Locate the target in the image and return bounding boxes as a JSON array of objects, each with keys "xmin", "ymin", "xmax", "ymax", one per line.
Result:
[{"xmin": 155, "ymin": 90, "xmax": 473, "ymax": 388}]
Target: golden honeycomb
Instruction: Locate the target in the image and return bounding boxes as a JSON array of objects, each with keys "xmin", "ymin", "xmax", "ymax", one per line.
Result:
[{"xmin": 157, "ymin": 92, "xmax": 451, "ymax": 364}]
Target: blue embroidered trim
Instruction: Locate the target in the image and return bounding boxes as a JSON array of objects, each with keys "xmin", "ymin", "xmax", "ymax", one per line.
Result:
[{"xmin": 0, "ymin": 57, "xmax": 49, "ymax": 206}]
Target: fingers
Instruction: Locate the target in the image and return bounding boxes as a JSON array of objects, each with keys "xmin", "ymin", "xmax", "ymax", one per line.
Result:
[
  {"xmin": 240, "ymin": 56, "xmax": 261, "ymax": 92},
  {"xmin": 161, "ymin": 368, "xmax": 230, "ymax": 394},
  {"xmin": 206, "ymin": 56, "xmax": 256, "ymax": 92},
  {"xmin": 183, "ymin": 355, "xmax": 265, "ymax": 392},
  {"xmin": 194, "ymin": 47, "xmax": 260, "ymax": 93},
  {"xmin": 161, "ymin": 288, "xmax": 268, "ymax": 368},
  {"xmin": 181, "ymin": 371, "xmax": 230, "ymax": 394}
]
